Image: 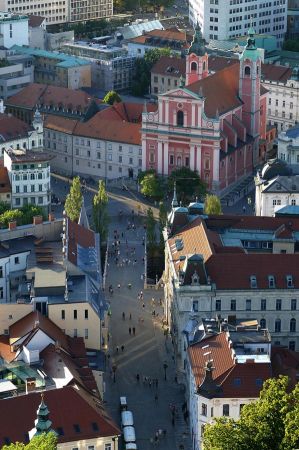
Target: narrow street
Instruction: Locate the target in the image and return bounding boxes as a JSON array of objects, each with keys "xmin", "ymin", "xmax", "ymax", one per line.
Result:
[{"xmin": 103, "ymin": 215, "xmax": 191, "ymax": 450}]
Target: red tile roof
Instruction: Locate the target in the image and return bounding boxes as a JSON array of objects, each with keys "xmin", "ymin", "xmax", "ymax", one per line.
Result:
[
  {"xmin": 208, "ymin": 55, "xmax": 239, "ymax": 73},
  {"xmin": 67, "ymin": 219, "xmax": 95, "ymax": 265},
  {"xmin": 0, "ymin": 113, "xmax": 32, "ymax": 141},
  {"xmin": 0, "ymin": 335, "xmax": 15, "ymax": 363},
  {"xmin": 206, "ymin": 214, "xmax": 299, "ymax": 232},
  {"xmin": 9, "ymin": 311, "xmax": 69, "ymax": 350},
  {"xmin": 28, "ymin": 15, "xmax": 46, "ymax": 27},
  {"xmin": 130, "ymin": 28, "xmax": 191, "ymax": 45},
  {"xmin": 0, "ymin": 167, "xmax": 11, "ymax": 193},
  {"xmin": 271, "ymin": 346, "xmax": 299, "ymax": 389},
  {"xmin": 44, "ymin": 115, "xmax": 78, "ymax": 134},
  {"xmin": 0, "ymin": 385, "xmax": 120, "ymax": 446},
  {"xmin": 261, "ymin": 63, "xmax": 293, "ymax": 83},
  {"xmin": 98, "ymin": 101, "xmax": 156, "ymax": 123},
  {"xmin": 151, "ymin": 56, "xmax": 186, "ymax": 77}
]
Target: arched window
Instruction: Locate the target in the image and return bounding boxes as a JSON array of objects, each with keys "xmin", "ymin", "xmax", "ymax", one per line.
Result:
[
  {"xmin": 177, "ymin": 156, "xmax": 182, "ymax": 166},
  {"xmin": 203, "ymin": 61, "xmax": 206, "ymax": 71},
  {"xmin": 191, "ymin": 61, "xmax": 197, "ymax": 71},
  {"xmin": 260, "ymin": 318, "xmax": 266, "ymax": 329},
  {"xmin": 290, "ymin": 318, "xmax": 296, "ymax": 332},
  {"xmin": 256, "ymin": 65, "xmax": 259, "ymax": 75},
  {"xmin": 244, "ymin": 66, "xmax": 251, "ymax": 76},
  {"xmin": 177, "ymin": 110, "xmax": 184, "ymax": 126},
  {"xmin": 275, "ymin": 318, "xmax": 281, "ymax": 333}
]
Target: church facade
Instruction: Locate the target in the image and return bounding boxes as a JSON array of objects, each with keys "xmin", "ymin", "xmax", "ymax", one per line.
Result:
[{"xmin": 141, "ymin": 25, "xmax": 268, "ymax": 192}]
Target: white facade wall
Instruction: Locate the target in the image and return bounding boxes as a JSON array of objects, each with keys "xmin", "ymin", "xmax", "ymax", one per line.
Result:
[
  {"xmin": 255, "ymin": 186, "xmax": 299, "ymax": 216},
  {"xmin": 0, "ymin": 14, "xmax": 28, "ymax": 48},
  {"xmin": 0, "ymin": 251, "xmax": 30, "ymax": 302},
  {"xmin": 265, "ymin": 77, "xmax": 299, "ymax": 131},
  {"xmin": 189, "ymin": 0, "xmax": 287, "ymax": 46},
  {"xmin": 277, "ymin": 131, "xmax": 299, "ymax": 163},
  {"xmin": 44, "ymin": 128, "xmax": 143, "ymax": 180}
]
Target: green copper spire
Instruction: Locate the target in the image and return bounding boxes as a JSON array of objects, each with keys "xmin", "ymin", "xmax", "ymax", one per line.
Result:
[
  {"xmin": 188, "ymin": 21, "xmax": 206, "ymax": 56},
  {"xmin": 31, "ymin": 394, "xmax": 56, "ymax": 437},
  {"xmin": 246, "ymin": 20, "xmax": 256, "ymax": 50},
  {"xmin": 240, "ymin": 22, "xmax": 262, "ymax": 62}
]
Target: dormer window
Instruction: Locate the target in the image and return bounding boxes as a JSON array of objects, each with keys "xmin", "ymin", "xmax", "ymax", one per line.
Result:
[
  {"xmin": 191, "ymin": 271, "xmax": 200, "ymax": 286},
  {"xmin": 250, "ymin": 275, "xmax": 257, "ymax": 288},
  {"xmin": 286, "ymin": 275, "xmax": 294, "ymax": 288},
  {"xmin": 268, "ymin": 275, "xmax": 275, "ymax": 288}
]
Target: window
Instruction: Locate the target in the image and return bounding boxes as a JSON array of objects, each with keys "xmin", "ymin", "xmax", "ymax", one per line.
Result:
[
  {"xmin": 85, "ymin": 328, "xmax": 89, "ymax": 339},
  {"xmin": 87, "ymin": 446, "xmax": 95, "ymax": 450},
  {"xmin": 256, "ymin": 378, "xmax": 263, "ymax": 387},
  {"xmin": 290, "ymin": 318, "xmax": 296, "ymax": 332},
  {"xmin": 261, "ymin": 298, "xmax": 266, "ymax": 311},
  {"xmin": 275, "ymin": 318, "xmax": 281, "ymax": 332},
  {"xmin": 289, "ymin": 341, "xmax": 296, "ymax": 351},
  {"xmin": 250, "ymin": 275, "xmax": 257, "ymax": 288},
  {"xmin": 268, "ymin": 275, "xmax": 275, "ymax": 288},
  {"xmin": 119, "ymin": 156, "xmax": 122, "ymax": 163},
  {"xmin": 231, "ymin": 299, "xmax": 236, "ymax": 311},
  {"xmin": 244, "ymin": 66, "xmax": 251, "ymax": 76},
  {"xmin": 193, "ymin": 300, "xmax": 199, "ymax": 312},
  {"xmin": 276, "ymin": 299, "xmax": 281, "ymax": 311},
  {"xmin": 177, "ymin": 110, "xmax": 184, "ymax": 126},
  {"xmin": 108, "ymin": 154, "xmax": 112, "ymax": 161},
  {"xmin": 286, "ymin": 275, "xmax": 293, "ymax": 288},
  {"xmin": 223, "ymin": 404, "xmax": 230, "ymax": 416},
  {"xmin": 74, "ymin": 329, "xmax": 78, "ymax": 337},
  {"xmin": 201, "ymin": 403, "xmax": 207, "ymax": 416},
  {"xmin": 85, "ymin": 309, "xmax": 88, "ymax": 319},
  {"xmin": 73, "ymin": 424, "xmax": 80, "ymax": 433},
  {"xmin": 14, "ymin": 257, "xmax": 19, "ymax": 264},
  {"xmin": 291, "ymin": 199, "xmax": 296, "ymax": 206},
  {"xmin": 246, "ymin": 299, "xmax": 251, "ymax": 311},
  {"xmin": 105, "ymin": 445, "xmax": 112, "ymax": 450},
  {"xmin": 74, "ymin": 309, "xmax": 77, "ymax": 320},
  {"xmin": 0, "ymin": 287, "xmax": 3, "ymax": 299},
  {"xmin": 97, "ymin": 152, "xmax": 101, "ymax": 159},
  {"xmin": 129, "ymin": 158, "xmax": 133, "ymax": 165},
  {"xmin": 291, "ymin": 299, "xmax": 297, "ymax": 311},
  {"xmin": 260, "ymin": 318, "xmax": 266, "ymax": 328},
  {"xmin": 191, "ymin": 61, "xmax": 197, "ymax": 71},
  {"xmin": 31, "ymin": 185, "xmax": 35, "ymax": 192},
  {"xmin": 61, "ymin": 310, "xmax": 65, "ymax": 320},
  {"xmin": 216, "ymin": 299, "xmax": 221, "ymax": 311},
  {"xmin": 169, "ymin": 155, "xmax": 174, "ymax": 165}
]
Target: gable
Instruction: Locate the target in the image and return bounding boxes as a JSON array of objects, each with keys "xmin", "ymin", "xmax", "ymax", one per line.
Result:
[{"xmin": 162, "ymin": 88, "xmax": 201, "ymax": 100}]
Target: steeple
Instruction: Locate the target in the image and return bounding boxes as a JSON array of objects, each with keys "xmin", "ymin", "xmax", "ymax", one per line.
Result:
[
  {"xmin": 171, "ymin": 181, "xmax": 178, "ymax": 208},
  {"xmin": 78, "ymin": 198, "xmax": 90, "ymax": 229},
  {"xmin": 188, "ymin": 21, "xmax": 206, "ymax": 56},
  {"xmin": 29, "ymin": 393, "xmax": 56, "ymax": 440}
]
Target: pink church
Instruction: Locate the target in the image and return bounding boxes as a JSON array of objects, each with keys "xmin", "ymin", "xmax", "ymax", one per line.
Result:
[{"xmin": 141, "ymin": 25, "xmax": 268, "ymax": 192}]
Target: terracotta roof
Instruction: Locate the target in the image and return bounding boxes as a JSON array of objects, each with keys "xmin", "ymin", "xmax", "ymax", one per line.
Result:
[
  {"xmin": 208, "ymin": 55, "xmax": 239, "ymax": 73},
  {"xmin": 151, "ymin": 56, "xmax": 186, "ymax": 77},
  {"xmin": 188, "ymin": 332, "xmax": 271, "ymax": 398},
  {"xmin": 44, "ymin": 115, "xmax": 78, "ymax": 134},
  {"xmin": 0, "ymin": 113, "xmax": 32, "ymax": 141},
  {"xmin": 67, "ymin": 219, "xmax": 95, "ymax": 265},
  {"xmin": 271, "ymin": 346, "xmax": 299, "ymax": 389},
  {"xmin": 206, "ymin": 214, "xmax": 299, "ymax": 232},
  {"xmin": 206, "ymin": 253, "xmax": 299, "ymax": 289},
  {"xmin": 130, "ymin": 28, "xmax": 191, "ymax": 44},
  {"xmin": 5, "ymin": 83, "xmax": 93, "ymax": 111},
  {"xmin": 0, "ymin": 335, "xmax": 16, "ymax": 363},
  {"xmin": 98, "ymin": 102, "xmax": 156, "ymax": 123},
  {"xmin": 9, "ymin": 311, "xmax": 69, "ymax": 349},
  {"xmin": 0, "ymin": 167, "xmax": 11, "ymax": 193},
  {"xmin": 0, "ymin": 385, "xmax": 120, "ymax": 446},
  {"xmin": 261, "ymin": 63, "xmax": 293, "ymax": 83},
  {"xmin": 28, "ymin": 15, "xmax": 46, "ymax": 27}
]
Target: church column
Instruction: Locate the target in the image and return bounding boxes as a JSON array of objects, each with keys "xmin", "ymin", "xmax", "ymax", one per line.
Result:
[
  {"xmin": 165, "ymin": 100, "xmax": 169, "ymax": 123},
  {"xmin": 158, "ymin": 100, "xmax": 163, "ymax": 121},
  {"xmin": 164, "ymin": 142, "xmax": 169, "ymax": 175},
  {"xmin": 191, "ymin": 104, "xmax": 196, "ymax": 127},
  {"xmin": 158, "ymin": 141, "xmax": 163, "ymax": 174},
  {"xmin": 190, "ymin": 144, "xmax": 195, "ymax": 171},
  {"xmin": 142, "ymin": 138, "xmax": 147, "ymax": 171},
  {"xmin": 196, "ymin": 145, "xmax": 201, "ymax": 176},
  {"xmin": 212, "ymin": 147, "xmax": 220, "ymax": 183}
]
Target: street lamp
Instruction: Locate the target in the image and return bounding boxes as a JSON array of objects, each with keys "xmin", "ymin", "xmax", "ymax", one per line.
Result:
[
  {"xmin": 163, "ymin": 362, "xmax": 168, "ymax": 381},
  {"xmin": 112, "ymin": 364, "xmax": 117, "ymax": 383}
]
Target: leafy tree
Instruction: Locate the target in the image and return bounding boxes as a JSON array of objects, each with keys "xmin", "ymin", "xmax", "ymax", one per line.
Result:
[
  {"xmin": 131, "ymin": 48, "xmax": 171, "ymax": 96},
  {"xmin": 20, "ymin": 204, "xmax": 47, "ymax": 225},
  {"xmin": 64, "ymin": 176, "xmax": 83, "ymax": 222},
  {"xmin": 158, "ymin": 201, "xmax": 168, "ymax": 247},
  {"xmin": 0, "ymin": 200, "xmax": 10, "ymax": 215},
  {"xmin": 204, "ymin": 194, "xmax": 222, "ymax": 215},
  {"xmin": 140, "ymin": 173, "xmax": 164, "ymax": 201},
  {"xmin": 2, "ymin": 432, "xmax": 57, "ymax": 450},
  {"xmin": 0, "ymin": 209, "xmax": 23, "ymax": 228},
  {"xmin": 92, "ymin": 180, "xmax": 109, "ymax": 243},
  {"xmin": 146, "ymin": 207, "xmax": 156, "ymax": 250},
  {"xmin": 203, "ymin": 376, "xmax": 299, "ymax": 450},
  {"xmin": 168, "ymin": 167, "xmax": 206, "ymax": 203},
  {"xmin": 103, "ymin": 90, "xmax": 122, "ymax": 105}
]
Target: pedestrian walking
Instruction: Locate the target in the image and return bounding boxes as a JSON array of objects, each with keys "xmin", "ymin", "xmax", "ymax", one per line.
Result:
[
  {"xmin": 129, "ymin": 327, "xmax": 131, "ymax": 335},
  {"xmin": 142, "ymin": 303, "xmax": 145, "ymax": 308},
  {"xmin": 136, "ymin": 373, "xmax": 140, "ymax": 382},
  {"xmin": 155, "ymin": 393, "xmax": 158, "ymax": 402},
  {"xmin": 149, "ymin": 378, "xmax": 152, "ymax": 388},
  {"xmin": 121, "ymin": 345, "xmax": 125, "ymax": 352},
  {"xmin": 133, "ymin": 327, "xmax": 135, "ymax": 335},
  {"xmin": 116, "ymin": 346, "xmax": 119, "ymax": 353},
  {"xmin": 129, "ymin": 313, "xmax": 132, "ymax": 320},
  {"xmin": 122, "ymin": 312, "xmax": 125, "ymax": 320}
]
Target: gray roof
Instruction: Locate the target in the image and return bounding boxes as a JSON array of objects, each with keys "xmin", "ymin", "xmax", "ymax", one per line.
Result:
[{"xmin": 263, "ymin": 175, "xmax": 299, "ymax": 193}]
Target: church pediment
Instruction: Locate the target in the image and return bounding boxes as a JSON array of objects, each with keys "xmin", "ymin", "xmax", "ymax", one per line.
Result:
[{"xmin": 162, "ymin": 88, "xmax": 201, "ymax": 100}]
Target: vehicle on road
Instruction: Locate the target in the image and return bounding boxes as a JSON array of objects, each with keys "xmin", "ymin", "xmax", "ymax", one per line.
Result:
[
  {"xmin": 120, "ymin": 396, "xmax": 128, "ymax": 411},
  {"xmin": 121, "ymin": 411, "xmax": 134, "ymax": 428},
  {"xmin": 123, "ymin": 426, "xmax": 136, "ymax": 444}
]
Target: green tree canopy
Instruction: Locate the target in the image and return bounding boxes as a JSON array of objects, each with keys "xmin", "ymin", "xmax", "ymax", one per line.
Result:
[
  {"xmin": 168, "ymin": 167, "xmax": 206, "ymax": 203},
  {"xmin": 0, "ymin": 200, "xmax": 10, "ymax": 215},
  {"xmin": 64, "ymin": 176, "xmax": 83, "ymax": 222},
  {"xmin": 2, "ymin": 432, "xmax": 57, "ymax": 450},
  {"xmin": 140, "ymin": 173, "xmax": 164, "ymax": 201},
  {"xmin": 0, "ymin": 209, "xmax": 23, "ymax": 228},
  {"xmin": 103, "ymin": 90, "xmax": 122, "ymax": 105},
  {"xmin": 204, "ymin": 194, "xmax": 222, "ymax": 215},
  {"xmin": 92, "ymin": 180, "xmax": 109, "ymax": 243},
  {"xmin": 203, "ymin": 376, "xmax": 299, "ymax": 450}
]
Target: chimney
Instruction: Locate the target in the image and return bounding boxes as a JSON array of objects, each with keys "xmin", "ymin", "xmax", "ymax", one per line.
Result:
[
  {"xmin": 48, "ymin": 212, "xmax": 55, "ymax": 222},
  {"xmin": 8, "ymin": 221, "xmax": 17, "ymax": 230},
  {"xmin": 33, "ymin": 215, "xmax": 43, "ymax": 225},
  {"xmin": 26, "ymin": 377, "xmax": 36, "ymax": 394}
]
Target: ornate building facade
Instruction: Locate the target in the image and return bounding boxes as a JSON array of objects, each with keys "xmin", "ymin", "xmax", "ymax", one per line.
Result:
[{"xmin": 141, "ymin": 25, "xmax": 268, "ymax": 193}]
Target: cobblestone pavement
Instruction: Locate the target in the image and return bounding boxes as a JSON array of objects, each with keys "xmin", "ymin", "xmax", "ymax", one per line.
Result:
[{"xmin": 103, "ymin": 218, "xmax": 192, "ymax": 450}]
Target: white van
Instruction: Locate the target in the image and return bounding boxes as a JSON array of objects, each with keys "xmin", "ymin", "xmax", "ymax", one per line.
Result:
[
  {"xmin": 121, "ymin": 411, "xmax": 134, "ymax": 428},
  {"xmin": 126, "ymin": 444, "xmax": 137, "ymax": 450},
  {"xmin": 123, "ymin": 426, "xmax": 136, "ymax": 443}
]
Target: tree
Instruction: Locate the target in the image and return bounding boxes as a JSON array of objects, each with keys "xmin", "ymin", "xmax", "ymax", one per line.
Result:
[
  {"xmin": 64, "ymin": 176, "xmax": 83, "ymax": 222},
  {"xmin": 204, "ymin": 194, "xmax": 222, "ymax": 215},
  {"xmin": 140, "ymin": 173, "xmax": 164, "ymax": 201},
  {"xmin": 0, "ymin": 209, "xmax": 23, "ymax": 228},
  {"xmin": 203, "ymin": 376, "xmax": 299, "ymax": 450},
  {"xmin": 103, "ymin": 90, "xmax": 122, "ymax": 105},
  {"xmin": 168, "ymin": 167, "xmax": 206, "ymax": 203},
  {"xmin": 20, "ymin": 204, "xmax": 47, "ymax": 225},
  {"xmin": 0, "ymin": 200, "xmax": 10, "ymax": 215},
  {"xmin": 2, "ymin": 432, "xmax": 57, "ymax": 450},
  {"xmin": 158, "ymin": 201, "xmax": 168, "ymax": 247},
  {"xmin": 92, "ymin": 180, "xmax": 109, "ymax": 243},
  {"xmin": 146, "ymin": 207, "xmax": 156, "ymax": 250}
]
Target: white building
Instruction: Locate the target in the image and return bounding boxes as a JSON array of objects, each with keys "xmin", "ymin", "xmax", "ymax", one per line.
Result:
[
  {"xmin": 187, "ymin": 319, "xmax": 272, "ymax": 450},
  {"xmin": 277, "ymin": 126, "xmax": 299, "ymax": 164},
  {"xmin": 189, "ymin": 0, "xmax": 287, "ymax": 47},
  {"xmin": 0, "ymin": 245, "xmax": 30, "ymax": 303},
  {"xmin": 0, "ymin": 12, "xmax": 28, "ymax": 48},
  {"xmin": 4, "ymin": 147, "xmax": 52, "ymax": 211},
  {"xmin": 263, "ymin": 65, "xmax": 299, "ymax": 132}
]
